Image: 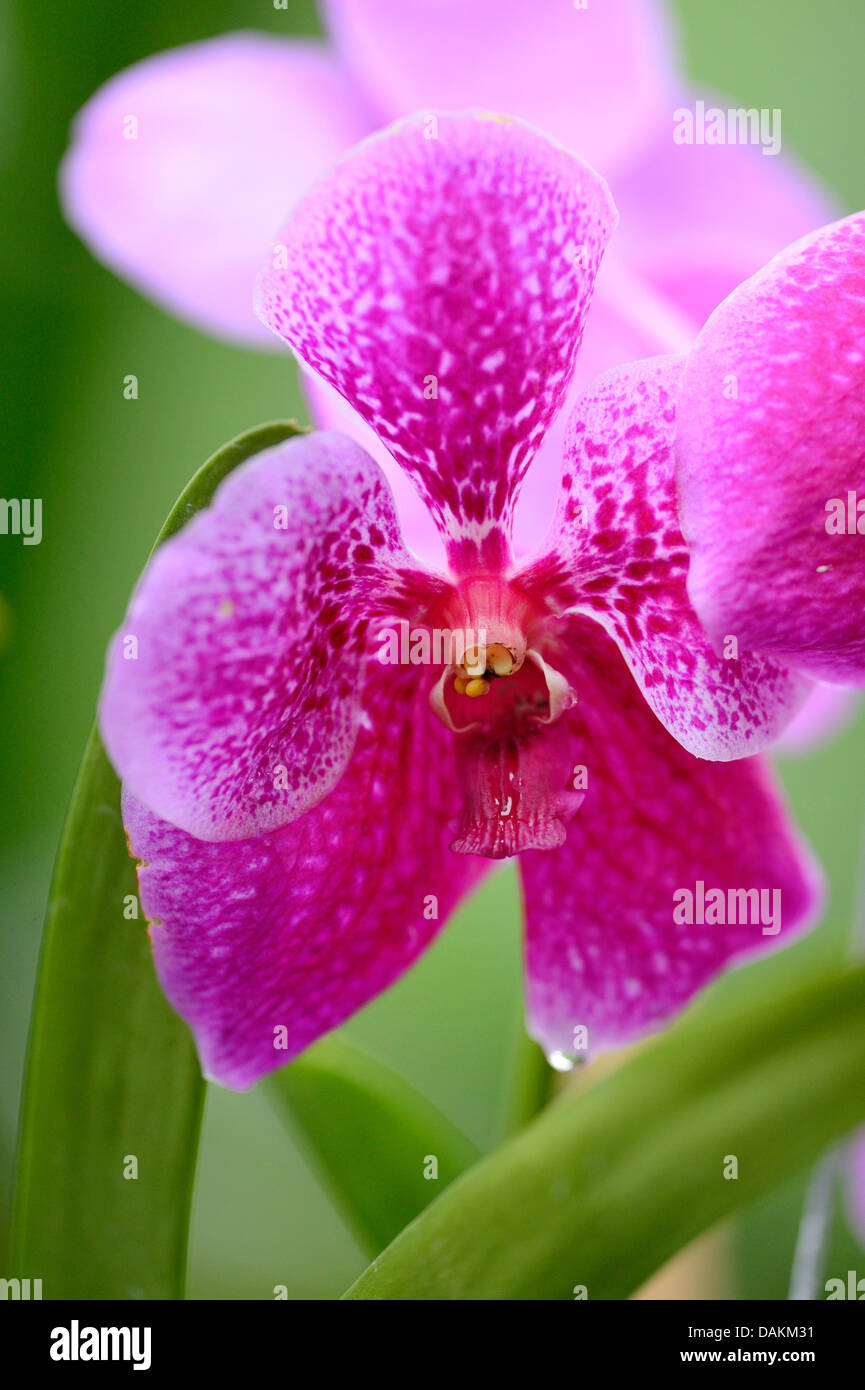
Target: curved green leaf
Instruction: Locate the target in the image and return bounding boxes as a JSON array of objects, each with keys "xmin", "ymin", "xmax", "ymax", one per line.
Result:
[
  {"xmin": 11, "ymin": 421, "xmax": 304, "ymax": 1299},
  {"xmin": 344, "ymin": 962, "xmax": 865, "ymax": 1300},
  {"xmin": 502, "ymin": 1029, "xmax": 553, "ymax": 1136},
  {"xmin": 267, "ymin": 1038, "xmax": 481, "ymax": 1256}
]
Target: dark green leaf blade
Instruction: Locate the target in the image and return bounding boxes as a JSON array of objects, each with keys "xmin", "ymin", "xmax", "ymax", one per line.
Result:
[
  {"xmin": 344, "ymin": 962, "xmax": 865, "ymax": 1300},
  {"xmin": 11, "ymin": 421, "xmax": 304, "ymax": 1299},
  {"xmin": 10, "ymin": 733, "xmax": 202, "ymax": 1299},
  {"xmin": 267, "ymin": 1038, "xmax": 481, "ymax": 1257}
]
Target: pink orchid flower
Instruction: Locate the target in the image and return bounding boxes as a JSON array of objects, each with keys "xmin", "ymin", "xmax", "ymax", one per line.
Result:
[
  {"xmin": 100, "ymin": 114, "xmax": 820, "ymax": 1090},
  {"xmin": 61, "ymin": 0, "xmax": 834, "ymax": 565}
]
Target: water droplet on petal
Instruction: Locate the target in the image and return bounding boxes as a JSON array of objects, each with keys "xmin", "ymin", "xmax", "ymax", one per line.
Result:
[{"xmin": 546, "ymin": 1049, "xmax": 576, "ymax": 1072}]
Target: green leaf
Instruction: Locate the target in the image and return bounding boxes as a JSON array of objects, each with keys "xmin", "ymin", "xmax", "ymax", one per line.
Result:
[
  {"xmin": 344, "ymin": 961, "xmax": 865, "ymax": 1300},
  {"xmin": 266, "ymin": 1038, "xmax": 481, "ymax": 1257},
  {"xmin": 10, "ymin": 421, "xmax": 304, "ymax": 1299},
  {"xmin": 502, "ymin": 1028, "xmax": 553, "ymax": 1136}
]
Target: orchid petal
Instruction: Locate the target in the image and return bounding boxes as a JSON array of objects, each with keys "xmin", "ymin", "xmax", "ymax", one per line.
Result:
[
  {"xmin": 257, "ymin": 111, "xmax": 617, "ymax": 572},
  {"xmin": 322, "ymin": 0, "xmax": 677, "ymax": 175},
  {"xmin": 518, "ymin": 356, "xmax": 811, "ymax": 759},
  {"xmin": 304, "ymin": 255, "xmax": 698, "ymax": 568},
  {"xmin": 676, "ymin": 211, "xmax": 865, "ymax": 684},
  {"xmin": 100, "ymin": 431, "xmax": 439, "ymax": 841},
  {"xmin": 513, "ymin": 255, "xmax": 698, "ymax": 559},
  {"xmin": 301, "ymin": 371, "xmax": 447, "ymax": 574},
  {"xmin": 124, "ymin": 661, "xmax": 487, "ymax": 1090},
  {"xmin": 521, "ymin": 619, "xmax": 821, "ymax": 1061},
  {"xmin": 60, "ymin": 34, "xmax": 372, "ymax": 345}
]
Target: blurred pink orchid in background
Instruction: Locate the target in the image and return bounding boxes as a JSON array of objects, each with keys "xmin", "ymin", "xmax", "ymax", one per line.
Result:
[
  {"xmin": 61, "ymin": 0, "xmax": 835, "ymax": 564},
  {"xmin": 847, "ymin": 1130, "xmax": 865, "ymax": 1245},
  {"xmin": 100, "ymin": 114, "xmax": 819, "ymax": 1090}
]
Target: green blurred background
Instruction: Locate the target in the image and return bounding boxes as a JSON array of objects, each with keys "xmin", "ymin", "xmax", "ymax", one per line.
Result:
[{"xmin": 1, "ymin": 0, "xmax": 863, "ymax": 1298}]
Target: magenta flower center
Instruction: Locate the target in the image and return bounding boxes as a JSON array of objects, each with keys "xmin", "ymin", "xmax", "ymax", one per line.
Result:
[{"xmin": 424, "ymin": 575, "xmax": 580, "ymax": 859}]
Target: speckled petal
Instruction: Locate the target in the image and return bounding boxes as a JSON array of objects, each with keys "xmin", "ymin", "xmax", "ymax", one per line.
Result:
[
  {"xmin": 521, "ymin": 619, "xmax": 821, "ymax": 1060},
  {"xmin": 512, "ymin": 255, "xmax": 698, "ymax": 559},
  {"xmin": 124, "ymin": 660, "xmax": 487, "ymax": 1090},
  {"xmin": 302, "ymin": 370, "xmax": 447, "ymax": 573},
  {"xmin": 676, "ymin": 211, "xmax": 865, "ymax": 683},
  {"xmin": 257, "ymin": 111, "xmax": 617, "ymax": 573},
  {"xmin": 100, "ymin": 431, "xmax": 440, "ymax": 841},
  {"xmin": 301, "ymin": 256, "xmax": 697, "ymax": 567},
  {"xmin": 517, "ymin": 356, "xmax": 811, "ymax": 759}
]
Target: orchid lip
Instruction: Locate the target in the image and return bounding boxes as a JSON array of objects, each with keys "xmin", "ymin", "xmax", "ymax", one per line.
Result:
[{"xmin": 429, "ymin": 628, "xmax": 579, "ymax": 859}]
